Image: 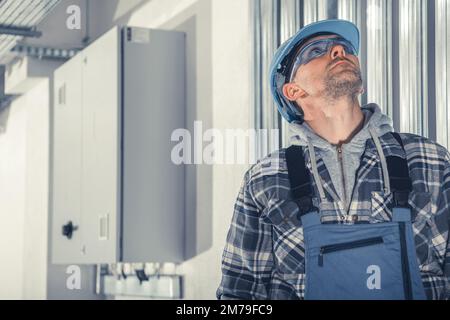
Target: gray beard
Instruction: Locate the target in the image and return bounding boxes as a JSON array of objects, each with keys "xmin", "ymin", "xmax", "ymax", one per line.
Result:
[{"xmin": 323, "ymin": 68, "xmax": 363, "ymax": 101}]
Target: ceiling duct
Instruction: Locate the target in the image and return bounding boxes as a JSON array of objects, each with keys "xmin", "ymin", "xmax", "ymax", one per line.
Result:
[{"xmin": 0, "ymin": 0, "xmax": 61, "ymax": 64}]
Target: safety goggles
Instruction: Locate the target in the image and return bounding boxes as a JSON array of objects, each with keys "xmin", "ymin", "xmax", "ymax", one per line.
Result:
[{"xmin": 289, "ymin": 37, "xmax": 357, "ymax": 81}]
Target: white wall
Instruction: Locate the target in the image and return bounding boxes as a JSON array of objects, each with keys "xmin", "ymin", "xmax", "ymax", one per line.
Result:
[
  {"xmin": 180, "ymin": 0, "xmax": 251, "ymax": 299},
  {"xmin": 22, "ymin": 80, "xmax": 50, "ymax": 299},
  {"xmin": 123, "ymin": 0, "xmax": 251, "ymax": 299},
  {"xmin": 0, "ymin": 80, "xmax": 49, "ymax": 299},
  {"xmin": 0, "ymin": 100, "xmax": 26, "ymax": 299},
  {"xmin": 0, "ymin": 0, "xmax": 251, "ymax": 299},
  {"xmin": 208, "ymin": 0, "xmax": 251, "ymax": 298}
]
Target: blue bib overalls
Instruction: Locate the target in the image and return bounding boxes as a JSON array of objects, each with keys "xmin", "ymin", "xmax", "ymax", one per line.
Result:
[{"xmin": 285, "ymin": 132, "xmax": 426, "ymax": 300}]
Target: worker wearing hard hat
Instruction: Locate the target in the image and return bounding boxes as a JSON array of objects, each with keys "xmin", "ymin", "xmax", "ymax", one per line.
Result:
[{"xmin": 217, "ymin": 19, "xmax": 449, "ymax": 300}]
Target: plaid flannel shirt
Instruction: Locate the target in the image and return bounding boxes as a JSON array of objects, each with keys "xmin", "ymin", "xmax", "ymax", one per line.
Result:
[{"xmin": 217, "ymin": 132, "xmax": 450, "ymax": 300}]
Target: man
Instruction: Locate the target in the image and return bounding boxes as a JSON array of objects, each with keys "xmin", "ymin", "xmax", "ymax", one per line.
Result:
[{"xmin": 217, "ymin": 19, "xmax": 449, "ymax": 300}]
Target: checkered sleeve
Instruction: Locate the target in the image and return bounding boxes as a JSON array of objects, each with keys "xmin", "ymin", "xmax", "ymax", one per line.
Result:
[
  {"xmin": 216, "ymin": 169, "xmax": 275, "ymax": 300},
  {"xmin": 443, "ymin": 152, "xmax": 450, "ymax": 299}
]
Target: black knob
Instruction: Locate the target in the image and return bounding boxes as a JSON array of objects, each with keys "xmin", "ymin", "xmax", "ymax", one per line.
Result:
[{"xmin": 62, "ymin": 221, "xmax": 78, "ymax": 239}]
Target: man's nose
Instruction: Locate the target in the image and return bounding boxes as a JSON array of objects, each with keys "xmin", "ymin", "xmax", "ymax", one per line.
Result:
[{"xmin": 330, "ymin": 44, "xmax": 347, "ymax": 59}]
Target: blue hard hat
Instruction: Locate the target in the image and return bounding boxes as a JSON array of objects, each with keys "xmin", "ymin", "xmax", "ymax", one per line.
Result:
[{"xmin": 269, "ymin": 19, "xmax": 360, "ymax": 123}]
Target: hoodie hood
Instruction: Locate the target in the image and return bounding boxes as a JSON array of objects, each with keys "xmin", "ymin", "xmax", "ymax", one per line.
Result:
[{"xmin": 288, "ymin": 103, "xmax": 393, "ymax": 151}]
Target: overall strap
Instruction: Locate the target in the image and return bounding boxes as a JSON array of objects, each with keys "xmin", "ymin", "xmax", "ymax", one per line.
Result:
[
  {"xmin": 285, "ymin": 145, "xmax": 316, "ymax": 217},
  {"xmin": 387, "ymin": 132, "xmax": 412, "ymax": 207}
]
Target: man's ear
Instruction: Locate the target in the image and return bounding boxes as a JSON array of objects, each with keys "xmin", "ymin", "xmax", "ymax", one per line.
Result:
[
  {"xmin": 359, "ymin": 86, "xmax": 365, "ymax": 95},
  {"xmin": 282, "ymin": 82, "xmax": 307, "ymax": 101}
]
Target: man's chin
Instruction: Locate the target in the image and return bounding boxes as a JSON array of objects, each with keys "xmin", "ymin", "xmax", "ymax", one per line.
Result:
[
  {"xmin": 328, "ymin": 70, "xmax": 361, "ymax": 84},
  {"xmin": 323, "ymin": 77, "xmax": 364, "ymax": 100}
]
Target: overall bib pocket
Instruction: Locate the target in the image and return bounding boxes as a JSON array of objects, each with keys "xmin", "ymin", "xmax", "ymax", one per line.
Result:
[
  {"xmin": 303, "ymin": 219, "xmax": 409, "ymax": 300},
  {"xmin": 318, "ymin": 236, "xmax": 384, "ymax": 267}
]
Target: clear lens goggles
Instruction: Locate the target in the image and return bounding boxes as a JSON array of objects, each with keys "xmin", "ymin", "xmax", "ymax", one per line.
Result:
[{"xmin": 289, "ymin": 37, "xmax": 357, "ymax": 81}]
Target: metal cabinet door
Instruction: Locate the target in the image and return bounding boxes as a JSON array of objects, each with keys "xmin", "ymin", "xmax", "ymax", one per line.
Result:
[
  {"xmin": 121, "ymin": 28, "xmax": 186, "ymax": 262},
  {"xmin": 51, "ymin": 53, "xmax": 84, "ymax": 263},
  {"xmin": 80, "ymin": 27, "xmax": 121, "ymax": 263}
]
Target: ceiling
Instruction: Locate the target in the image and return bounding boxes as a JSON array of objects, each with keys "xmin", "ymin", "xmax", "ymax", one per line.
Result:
[{"xmin": 0, "ymin": 0, "xmax": 61, "ymax": 64}]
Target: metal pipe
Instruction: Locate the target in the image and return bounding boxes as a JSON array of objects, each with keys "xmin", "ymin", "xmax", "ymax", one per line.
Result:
[
  {"xmin": 95, "ymin": 264, "xmax": 102, "ymax": 295},
  {"xmin": 0, "ymin": 24, "xmax": 41, "ymax": 37}
]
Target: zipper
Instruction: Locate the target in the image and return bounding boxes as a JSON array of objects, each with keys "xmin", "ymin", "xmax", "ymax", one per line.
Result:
[
  {"xmin": 337, "ymin": 145, "xmax": 348, "ymax": 210},
  {"xmin": 346, "ymin": 148, "xmax": 367, "ymax": 215},
  {"xmin": 399, "ymin": 222, "xmax": 413, "ymax": 300},
  {"xmin": 318, "ymin": 236, "xmax": 384, "ymax": 267}
]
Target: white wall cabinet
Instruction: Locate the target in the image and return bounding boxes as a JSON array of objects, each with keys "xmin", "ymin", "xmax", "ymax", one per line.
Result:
[{"xmin": 51, "ymin": 26, "xmax": 185, "ymax": 264}]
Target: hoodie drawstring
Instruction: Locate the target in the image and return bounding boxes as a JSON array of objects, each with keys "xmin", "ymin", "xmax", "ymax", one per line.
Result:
[
  {"xmin": 369, "ymin": 127, "xmax": 390, "ymax": 194},
  {"xmin": 307, "ymin": 139, "xmax": 326, "ymax": 200},
  {"xmin": 305, "ymin": 126, "xmax": 391, "ymax": 205}
]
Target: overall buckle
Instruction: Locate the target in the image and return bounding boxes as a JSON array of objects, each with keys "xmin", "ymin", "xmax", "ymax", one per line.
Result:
[
  {"xmin": 393, "ymin": 190, "xmax": 410, "ymax": 208},
  {"xmin": 294, "ymin": 196, "xmax": 317, "ymax": 220}
]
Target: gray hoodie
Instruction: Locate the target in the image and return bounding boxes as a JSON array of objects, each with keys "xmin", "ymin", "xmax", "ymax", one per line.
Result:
[{"xmin": 288, "ymin": 103, "xmax": 394, "ymax": 210}]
